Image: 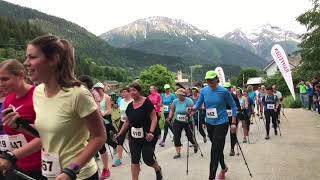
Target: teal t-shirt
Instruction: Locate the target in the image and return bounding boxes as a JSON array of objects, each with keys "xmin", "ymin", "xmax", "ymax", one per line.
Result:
[{"xmin": 173, "ymin": 97, "xmax": 194, "ymax": 123}]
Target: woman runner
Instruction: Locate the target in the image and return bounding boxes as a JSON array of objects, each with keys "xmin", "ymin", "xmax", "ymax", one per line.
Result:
[
  {"xmin": 159, "ymin": 84, "xmax": 175, "ymax": 147},
  {"xmin": 191, "ymin": 71, "xmax": 237, "ymax": 180},
  {"xmin": 0, "ymin": 59, "xmax": 45, "ymax": 179},
  {"xmin": 191, "ymin": 86, "xmax": 207, "ymax": 143},
  {"xmin": 113, "ymin": 87, "xmax": 132, "ymax": 167},
  {"xmin": 116, "ymin": 83, "xmax": 162, "ymax": 180},
  {"xmin": 167, "ymin": 88, "xmax": 198, "ymax": 159}
]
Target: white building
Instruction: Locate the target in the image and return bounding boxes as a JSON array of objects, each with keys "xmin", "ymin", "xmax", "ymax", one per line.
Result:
[
  {"xmin": 175, "ymin": 70, "xmax": 188, "ymax": 83},
  {"xmin": 264, "ymin": 55, "xmax": 301, "ymax": 77}
]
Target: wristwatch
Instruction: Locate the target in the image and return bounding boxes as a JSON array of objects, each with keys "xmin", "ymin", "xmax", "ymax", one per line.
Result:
[{"xmin": 68, "ymin": 163, "xmax": 81, "ymax": 174}]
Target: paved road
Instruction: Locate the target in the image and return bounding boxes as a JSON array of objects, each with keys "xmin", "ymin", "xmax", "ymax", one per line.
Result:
[{"xmin": 98, "ymin": 109, "xmax": 320, "ymax": 180}]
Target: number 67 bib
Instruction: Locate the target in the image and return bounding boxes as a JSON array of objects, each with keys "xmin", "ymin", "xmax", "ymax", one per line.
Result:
[{"xmin": 41, "ymin": 151, "xmax": 61, "ymax": 177}]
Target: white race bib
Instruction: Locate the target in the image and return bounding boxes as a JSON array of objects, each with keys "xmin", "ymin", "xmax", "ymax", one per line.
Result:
[
  {"xmin": 8, "ymin": 134, "xmax": 27, "ymax": 150},
  {"xmin": 206, "ymin": 108, "xmax": 218, "ymax": 118},
  {"xmin": 163, "ymin": 105, "xmax": 169, "ymax": 112},
  {"xmin": 227, "ymin": 110, "xmax": 232, "ymax": 117},
  {"xmin": 131, "ymin": 127, "xmax": 144, "ymax": 138},
  {"xmin": 176, "ymin": 114, "xmax": 188, "ymax": 122},
  {"xmin": 0, "ymin": 135, "xmax": 10, "ymax": 151},
  {"xmin": 41, "ymin": 151, "xmax": 61, "ymax": 178},
  {"xmin": 120, "ymin": 112, "xmax": 127, "ymax": 122},
  {"xmin": 267, "ymin": 104, "xmax": 275, "ymax": 110}
]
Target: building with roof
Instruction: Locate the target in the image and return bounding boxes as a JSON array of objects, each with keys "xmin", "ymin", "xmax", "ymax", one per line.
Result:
[{"xmin": 264, "ymin": 55, "xmax": 301, "ymax": 77}]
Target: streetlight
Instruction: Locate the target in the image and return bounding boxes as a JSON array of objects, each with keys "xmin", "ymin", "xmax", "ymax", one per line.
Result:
[{"xmin": 190, "ymin": 65, "xmax": 202, "ymax": 86}]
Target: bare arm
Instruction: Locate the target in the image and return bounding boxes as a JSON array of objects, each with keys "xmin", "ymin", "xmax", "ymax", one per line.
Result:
[
  {"xmin": 13, "ymin": 138, "xmax": 42, "ymax": 159},
  {"xmin": 168, "ymin": 104, "xmax": 175, "ymax": 120},
  {"xmin": 118, "ymin": 120, "xmax": 129, "ymax": 135},
  {"xmin": 70, "ymin": 110, "xmax": 106, "ymax": 168},
  {"xmin": 105, "ymin": 95, "xmax": 112, "ymax": 115},
  {"xmin": 148, "ymin": 109, "xmax": 158, "ymax": 133}
]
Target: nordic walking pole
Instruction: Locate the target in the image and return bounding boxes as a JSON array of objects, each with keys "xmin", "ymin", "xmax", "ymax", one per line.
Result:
[
  {"xmin": 275, "ymin": 113, "xmax": 282, "ymax": 136},
  {"xmin": 235, "ymin": 137, "xmax": 253, "ymax": 177},
  {"xmin": 107, "ymin": 145, "xmax": 114, "ymax": 159},
  {"xmin": 281, "ymin": 108, "xmax": 289, "ymax": 122},
  {"xmin": 186, "ymin": 138, "xmax": 189, "ymax": 175},
  {"xmin": 12, "ymin": 170, "xmax": 36, "ymax": 180},
  {"xmin": 187, "ymin": 122, "xmax": 204, "ymax": 157}
]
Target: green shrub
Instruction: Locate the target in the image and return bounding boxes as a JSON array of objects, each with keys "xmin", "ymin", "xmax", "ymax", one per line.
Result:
[{"xmin": 283, "ymin": 96, "xmax": 302, "ymax": 108}]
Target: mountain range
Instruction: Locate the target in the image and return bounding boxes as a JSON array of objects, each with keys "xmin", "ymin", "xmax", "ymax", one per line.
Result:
[
  {"xmin": 222, "ymin": 24, "xmax": 300, "ymax": 60},
  {"xmin": 100, "ymin": 16, "xmax": 267, "ymax": 68}
]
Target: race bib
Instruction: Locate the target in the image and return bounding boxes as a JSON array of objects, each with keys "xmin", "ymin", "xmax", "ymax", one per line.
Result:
[
  {"xmin": 0, "ymin": 135, "xmax": 10, "ymax": 151},
  {"xmin": 227, "ymin": 110, "xmax": 232, "ymax": 117},
  {"xmin": 120, "ymin": 112, "xmax": 127, "ymax": 122},
  {"xmin": 8, "ymin": 134, "xmax": 27, "ymax": 150},
  {"xmin": 176, "ymin": 114, "xmax": 188, "ymax": 122},
  {"xmin": 41, "ymin": 151, "xmax": 61, "ymax": 178},
  {"xmin": 163, "ymin": 105, "xmax": 169, "ymax": 112},
  {"xmin": 267, "ymin": 104, "xmax": 275, "ymax": 110},
  {"xmin": 206, "ymin": 108, "xmax": 218, "ymax": 118},
  {"xmin": 131, "ymin": 127, "xmax": 144, "ymax": 138}
]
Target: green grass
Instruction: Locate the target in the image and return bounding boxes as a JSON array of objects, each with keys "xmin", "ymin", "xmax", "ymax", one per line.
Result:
[{"xmin": 283, "ymin": 95, "xmax": 302, "ymax": 108}]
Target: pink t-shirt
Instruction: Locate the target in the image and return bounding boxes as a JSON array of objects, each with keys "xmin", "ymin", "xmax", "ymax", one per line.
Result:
[
  {"xmin": 148, "ymin": 93, "xmax": 162, "ymax": 113},
  {"xmin": 3, "ymin": 86, "xmax": 41, "ymax": 172}
]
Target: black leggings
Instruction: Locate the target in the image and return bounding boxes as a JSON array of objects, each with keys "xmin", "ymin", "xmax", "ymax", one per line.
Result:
[
  {"xmin": 206, "ymin": 123, "xmax": 229, "ymax": 179},
  {"xmin": 264, "ymin": 111, "xmax": 277, "ymax": 135},
  {"xmin": 173, "ymin": 121, "xmax": 196, "ymax": 147},
  {"xmin": 129, "ymin": 137, "xmax": 158, "ymax": 166},
  {"xmin": 193, "ymin": 109, "xmax": 207, "ymax": 138},
  {"xmin": 105, "ymin": 123, "xmax": 118, "ymax": 149},
  {"xmin": 162, "ymin": 113, "xmax": 174, "ymax": 142},
  {"xmin": 228, "ymin": 116, "xmax": 238, "ymax": 150}
]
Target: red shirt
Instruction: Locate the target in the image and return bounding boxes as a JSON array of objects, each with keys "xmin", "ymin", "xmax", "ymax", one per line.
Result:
[
  {"xmin": 148, "ymin": 93, "xmax": 162, "ymax": 113},
  {"xmin": 3, "ymin": 86, "xmax": 41, "ymax": 172}
]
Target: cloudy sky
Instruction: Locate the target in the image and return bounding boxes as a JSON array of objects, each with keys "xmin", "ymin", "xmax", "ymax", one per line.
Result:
[{"xmin": 5, "ymin": 0, "xmax": 313, "ymax": 36}]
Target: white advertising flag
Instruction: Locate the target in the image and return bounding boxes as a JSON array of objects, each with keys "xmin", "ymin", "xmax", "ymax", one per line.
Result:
[
  {"xmin": 271, "ymin": 44, "xmax": 296, "ymax": 100},
  {"xmin": 215, "ymin": 67, "xmax": 226, "ymax": 86}
]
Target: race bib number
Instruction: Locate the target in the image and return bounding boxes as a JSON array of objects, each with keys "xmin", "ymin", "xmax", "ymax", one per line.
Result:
[
  {"xmin": 131, "ymin": 127, "xmax": 144, "ymax": 138},
  {"xmin": 8, "ymin": 134, "xmax": 27, "ymax": 150},
  {"xmin": 206, "ymin": 108, "xmax": 218, "ymax": 118},
  {"xmin": 0, "ymin": 135, "xmax": 9, "ymax": 151},
  {"xmin": 163, "ymin": 105, "xmax": 169, "ymax": 112},
  {"xmin": 176, "ymin": 114, "xmax": 188, "ymax": 122},
  {"xmin": 41, "ymin": 151, "xmax": 61, "ymax": 177},
  {"xmin": 267, "ymin": 104, "xmax": 275, "ymax": 110},
  {"xmin": 227, "ymin": 110, "xmax": 232, "ymax": 117}
]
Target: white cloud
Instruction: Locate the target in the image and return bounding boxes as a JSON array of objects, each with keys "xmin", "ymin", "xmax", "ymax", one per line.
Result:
[{"xmin": 5, "ymin": 0, "xmax": 312, "ymax": 36}]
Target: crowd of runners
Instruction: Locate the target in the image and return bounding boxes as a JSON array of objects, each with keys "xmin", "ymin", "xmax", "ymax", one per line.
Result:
[{"xmin": 0, "ymin": 34, "xmax": 318, "ymax": 180}]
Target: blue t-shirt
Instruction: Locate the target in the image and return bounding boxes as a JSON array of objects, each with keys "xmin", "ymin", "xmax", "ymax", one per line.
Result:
[
  {"xmin": 161, "ymin": 93, "xmax": 176, "ymax": 113},
  {"xmin": 247, "ymin": 97, "xmax": 254, "ymax": 112},
  {"xmin": 248, "ymin": 91, "xmax": 257, "ymax": 101},
  {"xmin": 262, "ymin": 95, "xmax": 279, "ymax": 112},
  {"xmin": 173, "ymin": 97, "xmax": 193, "ymax": 123},
  {"xmin": 307, "ymin": 87, "xmax": 314, "ymax": 97},
  {"xmin": 194, "ymin": 86, "xmax": 237, "ymax": 125}
]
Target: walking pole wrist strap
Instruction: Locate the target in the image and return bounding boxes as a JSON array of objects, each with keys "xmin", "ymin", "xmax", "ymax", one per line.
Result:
[{"xmin": 0, "ymin": 151, "xmax": 17, "ymax": 164}]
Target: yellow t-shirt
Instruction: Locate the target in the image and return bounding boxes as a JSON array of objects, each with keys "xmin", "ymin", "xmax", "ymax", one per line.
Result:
[{"xmin": 34, "ymin": 84, "xmax": 98, "ymax": 180}]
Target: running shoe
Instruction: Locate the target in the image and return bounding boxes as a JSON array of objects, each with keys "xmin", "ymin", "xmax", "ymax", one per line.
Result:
[
  {"xmin": 156, "ymin": 167, "xmax": 163, "ymax": 180},
  {"xmin": 229, "ymin": 149, "xmax": 235, "ymax": 156},
  {"xmin": 194, "ymin": 145, "xmax": 199, "ymax": 153},
  {"xmin": 173, "ymin": 154, "xmax": 181, "ymax": 159},
  {"xmin": 243, "ymin": 138, "xmax": 247, "ymax": 143},
  {"xmin": 112, "ymin": 159, "xmax": 122, "ymax": 167},
  {"xmin": 265, "ymin": 135, "xmax": 270, "ymax": 140},
  {"xmin": 159, "ymin": 141, "xmax": 165, "ymax": 147},
  {"xmin": 100, "ymin": 168, "xmax": 111, "ymax": 179},
  {"xmin": 274, "ymin": 129, "xmax": 278, "ymax": 136},
  {"xmin": 203, "ymin": 137, "xmax": 207, "ymax": 143},
  {"xmin": 217, "ymin": 167, "xmax": 228, "ymax": 180}
]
